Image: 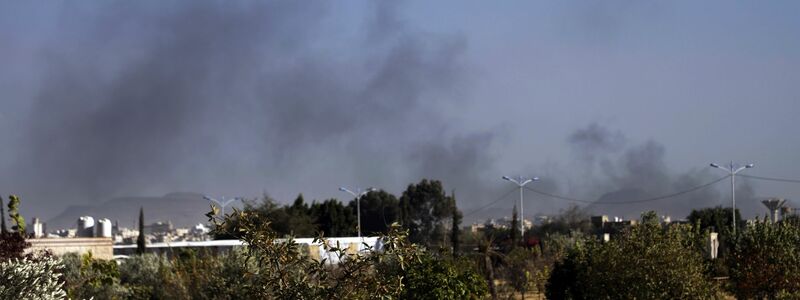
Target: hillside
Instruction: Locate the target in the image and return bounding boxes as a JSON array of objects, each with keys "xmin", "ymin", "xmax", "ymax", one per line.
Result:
[{"xmin": 46, "ymin": 192, "xmax": 224, "ymax": 230}]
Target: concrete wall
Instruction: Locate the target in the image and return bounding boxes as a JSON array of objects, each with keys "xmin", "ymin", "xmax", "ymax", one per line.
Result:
[{"xmin": 27, "ymin": 238, "xmax": 114, "ymax": 260}]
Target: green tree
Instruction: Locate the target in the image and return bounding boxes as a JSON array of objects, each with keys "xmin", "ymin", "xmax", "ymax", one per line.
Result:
[
  {"xmin": 282, "ymin": 194, "xmax": 317, "ymax": 237},
  {"xmin": 136, "ymin": 207, "xmax": 145, "ymax": 255},
  {"xmin": 532, "ymin": 204, "xmax": 592, "ymax": 237},
  {"xmin": 399, "ymin": 254, "xmax": 487, "ymax": 300},
  {"xmin": 62, "ymin": 252, "xmax": 126, "ymax": 299},
  {"xmin": 8, "ymin": 195, "xmax": 25, "ymax": 234},
  {"xmin": 546, "ymin": 212, "xmax": 717, "ymax": 299},
  {"xmin": 237, "ymin": 194, "xmax": 317, "ymax": 237},
  {"xmin": 1, "ymin": 195, "xmax": 29, "ymax": 260},
  {"xmin": 208, "ymin": 202, "xmax": 487, "ymax": 299},
  {"xmin": 477, "ymin": 235, "xmax": 500, "ymax": 300},
  {"xmin": 399, "ymin": 179, "xmax": 453, "ymax": 247},
  {"xmin": 729, "ymin": 219, "xmax": 800, "ymax": 298},
  {"xmin": 510, "ymin": 205, "xmax": 519, "ymax": 248},
  {"xmin": 505, "ymin": 248, "xmax": 537, "ymax": 300},
  {"xmin": 311, "ymin": 199, "xmax": 356, "ymax": 237},
  {"xmin": 0, "ymin": 196, "xmax": 6, "ymax": 234},
  {"xmin": 451, "ymin": 191, "xmax": 462, "ymax": 257},
  {"xmin": 348, "ymin": 190, "xmax": 399, "ymax": 235},
  {"xmin": 687, "ymin": 206, "xmax": 743, "ymax": 238}
]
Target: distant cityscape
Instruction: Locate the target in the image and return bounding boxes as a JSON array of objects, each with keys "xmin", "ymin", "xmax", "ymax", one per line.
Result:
[
  {"xmin": 28, "ymin": 215, "xmax": 211, "ymax": 244},
  {"xmin": 21, "ymin": 195, "xmax": 795, "ymax": 260}
]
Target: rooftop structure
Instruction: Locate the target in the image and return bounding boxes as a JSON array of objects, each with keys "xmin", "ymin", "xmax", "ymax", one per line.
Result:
[{"xmin": 762, "ymin": 198, "xmax": 788, "ymax": 222}]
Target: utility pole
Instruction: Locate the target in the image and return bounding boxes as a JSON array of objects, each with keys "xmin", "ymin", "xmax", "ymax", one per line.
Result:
[
  {"xmin": 203, "ymin": 195, "xmax": 241, "ymax": 216},
  {"xmin": 710, "ymin": 162, "xmax": 754, "ymax": 236},
  {"xmin": 339, "ymin": 186, "xmax": 376, "ymax": 239},
  {"xmin": 502, "ymin": 176, "xmax": 539, "ymax": 239}
]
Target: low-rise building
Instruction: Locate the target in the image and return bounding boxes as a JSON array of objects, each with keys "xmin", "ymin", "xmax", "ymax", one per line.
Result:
[{"xmin": 26, "ymin": 237, "xmax": 114, "ymax": 260}]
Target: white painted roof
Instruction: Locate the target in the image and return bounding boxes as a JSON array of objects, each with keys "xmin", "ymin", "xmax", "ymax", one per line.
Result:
[{"xmin": 113, "ymin": 237, "xmax": 381, "ymax": 249}]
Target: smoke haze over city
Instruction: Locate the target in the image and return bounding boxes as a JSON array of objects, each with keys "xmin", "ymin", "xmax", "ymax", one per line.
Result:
[{"xmin": 1, "ymin": 1, "xmax": 799, "ymax": 225}]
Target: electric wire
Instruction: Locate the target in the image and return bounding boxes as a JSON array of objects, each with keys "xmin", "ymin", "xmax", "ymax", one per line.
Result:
[
  {"xmin": 739, "ymin": 174, "xmax": 800, "ymax": 183},
  {"xmin": 522, "ymin": 175, "xmax": 730, "ymax": 205},
  {"xmin": 462, "ymin": 187, "xmax": 519, "ymax": 217}
]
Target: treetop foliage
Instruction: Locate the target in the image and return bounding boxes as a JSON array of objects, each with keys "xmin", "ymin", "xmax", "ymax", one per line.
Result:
[
  {"xmin": 730, "ymin": 218, "xmax": 800, "ymax": 298},
  {"xmin": 546, "ymin": 211, "xmax": 719, "ymax": 299}
]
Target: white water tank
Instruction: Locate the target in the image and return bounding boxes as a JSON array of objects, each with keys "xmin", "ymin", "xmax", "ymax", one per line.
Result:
[
  {"xmin": 95, "ymin": 218, "xmax": 112, "ymax": 238},
  {"xmin": 77, "ymin": 216, "xmax": 95, "ymax": 237}
]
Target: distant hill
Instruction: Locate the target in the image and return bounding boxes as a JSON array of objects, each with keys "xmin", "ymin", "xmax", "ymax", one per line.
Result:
[{"xmin": 46, "ymin": 192, "xmax": 222, "ymax": 230}]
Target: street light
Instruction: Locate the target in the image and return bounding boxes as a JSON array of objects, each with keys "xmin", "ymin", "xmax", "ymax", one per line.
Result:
[
  {"xmin": 502, "ymin": 176, "xmax": 539, "ymax": 239},
  {"xmin": 709, "ymin": 162, "xmax": 754, "ymax": 235},
  {"xmin": 203, "ymin": 195, "xmax": 241, "ymax": 216},
  {"xmin": 339, "ymin": 186, "xmax": 377, "ymax": 239}
]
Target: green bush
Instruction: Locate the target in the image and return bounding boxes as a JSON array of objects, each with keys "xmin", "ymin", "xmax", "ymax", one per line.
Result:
[
  {"xmin": 0, "ymin": 251, "xmax": 66, "ymax": 300},
  {"xmin": 399, "ymin": 254, "xmax": 487, "ymax": 300},
  {"xmin": 209, "ymin": 205, "xmax": 486, "ymax": 299},
  {"xmin": 62, "ymin": 252, "xmax": 127, "ymax": 299},
  {"xmin": 546, "ymin": 212, "xmax": 718, "ymax": 299},
  {"xmin": 730, "ymin": 219, "xmax": 800, "ymax": 298}
]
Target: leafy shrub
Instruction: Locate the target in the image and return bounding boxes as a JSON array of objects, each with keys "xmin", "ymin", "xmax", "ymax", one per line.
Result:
[
  {"xmin": 0, "ymin": 231, "xmax": 29, "ymax": 260},
  {"xmin": 400, "ymin": 254, "xmax": 487, "ymax": 300},
  {"xmin": 61, "ymin": 252, "xmax": 127, "ymax": 299},
  {"xmin": 730, "ymin": 219, "xmax": 800, "ymax": 298},
  {"xmin": 209, "ymin": 205, "xmax": 486, "ymax": 299},
  {"xmin": 0, "ymin": 251, "xmax": 67, "ymax": 300},
  {"xmin": 546, "ymin": 212, "xmax": 717, "ymax": 299}
]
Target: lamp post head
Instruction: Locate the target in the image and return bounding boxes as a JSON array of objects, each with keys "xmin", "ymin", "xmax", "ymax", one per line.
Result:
[
  {"xmin": 710, "ymin": 163, "xmax": 720, "ymax": 168},
  {"xmin": 746, "ymin": 164, "xmax": 755, "ymax": 168},
  {"xmin": 502, "ymin": 176, "xmax": 511, "ymax": 181},
  {"xmin": 338, "ymin": 187, "xmax": 347, "ymax": 192},
  {"xmin": 366, "ymin": 187, "xmax": 377, "ymax": 192}
]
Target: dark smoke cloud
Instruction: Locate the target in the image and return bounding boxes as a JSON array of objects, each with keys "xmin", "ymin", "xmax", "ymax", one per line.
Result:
[
  {"xmin": 567, "ymin": 123, "xmax": 727, "ymax": 219},
  {"xmin": 568, "ymin": 122, "xmax": 625, "ymax": 167},
  {"xmin": 409, "ymin": 132, "xmax": 497, "ymax": 200},
  {"xmin": 0, "ymin": 2, "xmax": 775, "ymax": 225},
  {"xmin": 2, "ymin": 2, "xmax": 495, "ymax": 219}
]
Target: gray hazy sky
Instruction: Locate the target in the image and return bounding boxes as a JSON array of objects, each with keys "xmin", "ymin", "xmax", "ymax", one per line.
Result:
[{"xmin": 1, "ymin": 1, "xmax": 799, "ymax": 223}]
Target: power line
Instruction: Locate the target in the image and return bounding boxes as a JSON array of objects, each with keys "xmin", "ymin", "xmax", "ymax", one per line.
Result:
[
  {"xmin": 463, "ymin": 187, "xmax": 518, "ymax": 217},
  {"xmin": 739, "ymin": 174, "xmax": 800, "ymax": 183},
  {"xmin": 523, "ymin": 175, "xmax": 730, "ymax": 205}
]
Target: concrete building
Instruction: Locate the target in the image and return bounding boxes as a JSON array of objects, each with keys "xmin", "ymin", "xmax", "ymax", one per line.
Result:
[
  {"xmin": 26, "ymin": 237, "xmax": 114, "ymax": 260},
  {"xmin": 592, "ymin": 215, "xmax": 640, "ymax": 235},
  {"xmin": 28, "ymin": 218, "xmax": 46, "ymax": 238},
  {"xmin": 144, "ymin": 221, "xmax": 173, "ymax": 235}
]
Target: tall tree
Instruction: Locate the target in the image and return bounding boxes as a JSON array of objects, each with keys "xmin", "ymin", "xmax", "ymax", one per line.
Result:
[
  {"xmin": 282, "ymin": 194, "xmax": 317, "ymax": 237},
  {"xmin": 136, "ymin": 207, "xmax": 146, "ymax": 255},
  {"xmin": 311, "ymin": 199, "xmax": 356, "ymax": 237},
  {"xmin": 510, "ymin": 205, "xmax": 519, "ymax": 248},
  {"xmin": 546, "ymin": 212, "xmax": 718, "ymax": 299},
  {"xmin": 0, "ymin": 195, "xmax": 29, "ymax": 260},
  {"xmin": 398, "ymin": 179, "xmax": 453, "ymax": 247},
  {"xmin": 687, "ymin": 206, "xmax": 743, "ymax": 237},
  {"xmin": 450, "ymin": 190, "xmax": 462, "ymax": 257},
  {"xmin": 348, "ymin": 190, "xmax": 399, "ymax": 235},
  {"xmin": 0, "ymin": 196, "xmax": 6, "ymax": 234},
  {"xmin": 730, "ymin": 219, "xmax": 800, "ymax": 298},
  {"xmin": 7, "ymin": 195, "xmax": 24, "ymax": 235}
]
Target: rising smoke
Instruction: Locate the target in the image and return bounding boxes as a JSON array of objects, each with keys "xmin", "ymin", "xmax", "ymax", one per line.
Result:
[
  {"xmin": 0, "ymin": 2, "xmax": 764, "ymax": 223},
  {"xmin": 2, "ymin": 2, "xmax": 498, "ymax": 218},
  {"xmin": 565, "ymin": 123, "xmax": 762, "ymax": 219}
]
